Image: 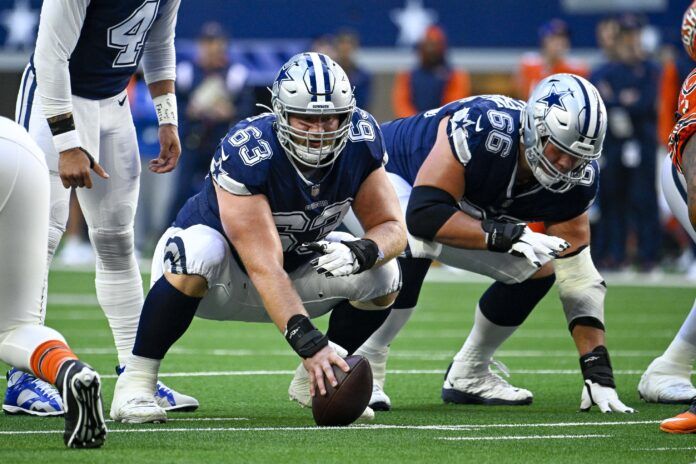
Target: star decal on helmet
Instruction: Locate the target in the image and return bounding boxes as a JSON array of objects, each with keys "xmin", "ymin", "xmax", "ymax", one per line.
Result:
[{"xmin": 538, "ymin": 84, "xmax": 573, "ymax": 111}]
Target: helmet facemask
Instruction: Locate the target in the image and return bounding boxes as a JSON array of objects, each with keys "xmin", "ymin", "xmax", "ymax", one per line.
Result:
[
  {"xmin": 271, "ymin": 52, "xmax": 356, "ymax": 169},
  {"xmin": 274, "ymin": 101, "xmax": 354, "ymax": 168},
  {"xmin": 524, "ymin": 134, "xmax": 593, "ymax": 193}
]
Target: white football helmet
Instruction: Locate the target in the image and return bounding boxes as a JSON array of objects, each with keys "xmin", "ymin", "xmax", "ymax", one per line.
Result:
[
  {"xmin": 271, "ymin": 52, "xmax": 355, "ymax": 168},
  {"xmin": 522, "ymin": 73, "xmax": 607, "ymax": 193}
]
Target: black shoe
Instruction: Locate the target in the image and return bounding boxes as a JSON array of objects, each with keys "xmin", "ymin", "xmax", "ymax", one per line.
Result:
[{"xmin": 56, "ymin": 360, "xmax": 107, "ymax": 448}]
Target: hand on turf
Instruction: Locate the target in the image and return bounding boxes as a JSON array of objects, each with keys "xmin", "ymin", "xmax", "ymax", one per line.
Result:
[
  {"xmin": 302, "ymin": 345, "xmax": 349, "ymax": 397},
  {"xmin": 58, "ymin": 147, "xmax": 109, "ymax": 189},
  {"xmin": 580, "ymin": 380, "xmax": 636, "ymax": 413},
  {"xmin": 509, "ymin": 227, "xmax": 570, "ymax": 268},
  {"xmin": 149, "ymin": 124, "xmax": 181, "ymax": 173},
  {"xmin": 305, "ymin": 241, "xmax": 360, "ymax": 277}
]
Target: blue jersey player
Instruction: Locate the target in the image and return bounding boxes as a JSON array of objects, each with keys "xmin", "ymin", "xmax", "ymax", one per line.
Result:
[
  {"xmin": 110, "ymin": 53, "xmax": 406, "ymax": 423},
  {"xmin": 9, "ymin": 0, "xmax": 197, "ymax": 416},
  {"xmin": 349, "ymin": 74, "xmax": 636, "ymax": 414}
]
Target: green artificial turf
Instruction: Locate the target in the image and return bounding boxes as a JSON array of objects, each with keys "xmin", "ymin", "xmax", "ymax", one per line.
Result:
[{"xmin": 1, "ymin": 270, "xmax": 695, "ymax": 463}]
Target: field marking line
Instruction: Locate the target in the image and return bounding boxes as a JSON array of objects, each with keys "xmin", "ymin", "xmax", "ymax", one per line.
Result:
[
  {"xmin": 634, "ymin": 447, "xmax": 696, "ymax": 451},
  {"xmin": 0, "ymin": 420, "xmax": 660, "ymax": 436},
  {"xmin": 436, "ymin": 434, "xmax": 611, "ymax": 441},
  {"xmin": 0, "ymin": 369, "xmax": 662, "ymax": 382}
]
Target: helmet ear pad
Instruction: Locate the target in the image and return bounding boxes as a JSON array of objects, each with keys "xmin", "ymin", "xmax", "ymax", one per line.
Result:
[{"xmin": 270, "ymin": 52, "xmax": 356, "ymax": 168}]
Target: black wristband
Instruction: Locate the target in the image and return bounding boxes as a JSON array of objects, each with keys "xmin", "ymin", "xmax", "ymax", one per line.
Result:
[
  {"xmin": 284, "ymin": 314, "xmax": 328, "ymax": 358},
  {"xmin": 481, "ymin": 219, "xmax": 525, "ymax": 252},
  {"xmin": 48, "ymin": 115, "xmax": 76, "ymax": 136},
  {"xmin": 579, "ymin": 345, "xmax": 616, "ymax": 388},
  {"xmin": 341, "ymin": 239, "xmax": 380, "ymax": 273}
]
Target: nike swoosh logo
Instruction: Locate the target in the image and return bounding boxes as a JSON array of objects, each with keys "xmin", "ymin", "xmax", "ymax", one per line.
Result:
[
  {"xmin": 220, "ymin": 144, "xmax": 229, "ymax": 161},
  {"xmin": 475, "ymin": 116, "xmax": 483, "ymax": 132},
  {"xmin": 118, "ymin": 96, "xmax": 127, "ymax": 106}
]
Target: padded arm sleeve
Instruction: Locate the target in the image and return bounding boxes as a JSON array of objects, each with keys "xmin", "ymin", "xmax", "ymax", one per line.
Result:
[{"xmin": 405, "ymin": 185, "xmax": 459, "ymax": 241}]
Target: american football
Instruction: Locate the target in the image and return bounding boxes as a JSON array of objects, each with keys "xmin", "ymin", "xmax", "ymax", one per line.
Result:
[{"xmin": 312, "ymin": 355, "xmax": 373, "ymax": 426}]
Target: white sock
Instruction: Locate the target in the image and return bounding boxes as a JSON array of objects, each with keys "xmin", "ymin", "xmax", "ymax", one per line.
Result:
[
  {"xmin": 663, "ymin": 336, "xmax": 696, "ymax": 367},
  {"xmin": 118, "ymin": 354, "xmax": 160, "ymax": 395},
  {"xmin": 363, "ymin": 307, "xmax": 415, "ymax": 348},
  {"xmin": 95, "ymin": 266, "xmax": 144, "ymax": 366},
  {"xmin": 450, "ymin": 305, "xmax": 518, "ymax": 376}
]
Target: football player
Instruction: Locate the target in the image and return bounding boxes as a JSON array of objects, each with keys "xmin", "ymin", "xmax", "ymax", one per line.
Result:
[
  {"xmin": 0, "ymin": 117, "xmax": 106, "ymax": 447},
  {"xmin": 349, "ymin": 74, "xmax": 635, "ymax": 413},
  {"xmin": 109, "ymin": 53, "xmax": 406, "ymax": 423},
  {"xmin": 8, "ymin": 0, "xmax": 198, "ymax": 415},
  {"xmin": 643, "ymin": 1, "xmax": 696, "ymax": 433}
]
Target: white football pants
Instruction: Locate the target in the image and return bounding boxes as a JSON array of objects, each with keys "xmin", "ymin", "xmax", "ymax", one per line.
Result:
[
  {"xmin": 0, "ymin": 117, "xmax": 68, "ymax": 371},
  {"xmin": 16, "ymin": 65, "xmax": 142, "ymax": 365}
]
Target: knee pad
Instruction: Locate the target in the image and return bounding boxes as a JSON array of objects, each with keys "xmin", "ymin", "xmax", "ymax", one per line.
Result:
[
  {"xmin": 555, "ymin": 246, "xmax": 606, "ymax": 331},
  {"xmin": 479, "ymin": 274, "xmax": 556, "ymax": 327},
  {"xmin": 89, "ymin": 227, "xmax": 135, "ymax": 271}
]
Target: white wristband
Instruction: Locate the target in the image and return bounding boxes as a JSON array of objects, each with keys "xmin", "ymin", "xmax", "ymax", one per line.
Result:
[
  {"xmin": 53, "ymin": 130, "xmax": 82, "ymax": 153},
  {"xmin": 153, "ymin": 93, "xmax": 178, "ymax": 126}
]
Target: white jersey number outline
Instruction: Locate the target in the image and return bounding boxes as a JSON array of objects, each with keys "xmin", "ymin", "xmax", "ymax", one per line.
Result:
[{"xmin": 108, "ymin": 0, "xmax": 160, "ymax": 68}]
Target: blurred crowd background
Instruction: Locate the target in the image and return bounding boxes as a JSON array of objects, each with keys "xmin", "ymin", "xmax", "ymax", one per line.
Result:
[{"xmin": 0, "ymin": 0, "xmax": 691, "ymax": 277}]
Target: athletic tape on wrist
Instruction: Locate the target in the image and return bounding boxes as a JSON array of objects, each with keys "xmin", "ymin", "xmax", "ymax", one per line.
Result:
[
  {"xmin": 53, "ymin": 130, "xmax": 82, "ymax": 154},
  {"xmin": 153, "ymin": 93, "xmax": 178, "ymax": 126}
]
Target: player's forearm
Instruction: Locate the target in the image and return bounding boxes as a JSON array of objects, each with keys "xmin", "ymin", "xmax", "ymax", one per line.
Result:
[
  {"xmin": 141, "ymin": 0, "xmax": 178, "ymax": 85},
  {"xmin": 148, "ymin": 80, "xmax": 175, "ymax": 99},
  {"xmin": 246, "ymin": 264, "xmax": 308, "ymax": 332},
  {"xmin": 363, "ymin": 219, "xmax": 407, "ymax": 264},
  {"xmin": 433, "ymin": 212, "xmax": 487, "ymax": 249},
  {"xmin": 34, "ymin": 0, "xmax": 89, "ymax": 119},
  {"xmin": 682, "ymin": 137, "xmax": 696, "ymax": 229}
]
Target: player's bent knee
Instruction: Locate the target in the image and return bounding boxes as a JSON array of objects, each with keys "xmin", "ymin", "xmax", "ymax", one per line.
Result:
[
  {"xmin": 352, "ymin": 290, "xmax": 399, "ymax": 310},
  {"xmin": 555, "ymin": 246, "xmax": 606, "ymax": 331},
  {"xmin": 164, "ymin": 272, "xmax": 208, "ymax": 298},
  {"xmin": 89, "ymin": 227, "xmax": 136, "ymax": 270}
]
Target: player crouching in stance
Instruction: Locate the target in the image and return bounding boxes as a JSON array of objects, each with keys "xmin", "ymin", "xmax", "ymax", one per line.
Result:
[
  {"xmin": 110, "ymin": 53, "xmax": 406, "ymax": 423},
  {"xmin": 351, "ymin": 74, "xmax": 635, "ymax": 413},
  {"xmin": 649, "ymin": 1, "xmax": 696, "ymax": 433},
  {"xmin": 0, "ymin": 118, "xmax": 106, "ymax": 447}
]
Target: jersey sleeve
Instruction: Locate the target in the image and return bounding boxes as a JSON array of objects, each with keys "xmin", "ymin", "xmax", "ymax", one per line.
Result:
[
  {"xmin": 354, "ymin": 109, "xmax": 388, "ymax": 169},
  {"xmin": 445, "ymin": 103, "xmax": 486, "ymax": 166},
  {"xmin": 141, "ymin": 0, "xmax": 179, "ymax": 84},
  {"xmin": 210, "ymin": 121, "xmax": 275, "ymax": 196},
  {"xmin": 669, "ymin": 68, "xmax": 696, "ymax": 172},
  {"xmin": 34, "ymin": 0, "xmax": 90, "ymax": 118}
]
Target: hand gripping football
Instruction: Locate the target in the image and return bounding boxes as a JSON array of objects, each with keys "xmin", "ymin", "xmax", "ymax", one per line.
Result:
[{"xmin": 312, "ymin": 355, "xmax": 373, "ymax": 426}]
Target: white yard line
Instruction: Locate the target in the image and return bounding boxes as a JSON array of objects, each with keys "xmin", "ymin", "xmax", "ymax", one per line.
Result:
[
  {"xmin": 0, "ymin": 420, "xmax": 658, "ymax": 436},
  {"xmin": 436, "ymin": 434, "xmax": 611, "ymax": 441}
]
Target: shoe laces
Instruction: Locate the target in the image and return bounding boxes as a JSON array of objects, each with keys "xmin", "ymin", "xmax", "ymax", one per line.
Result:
[
  {"xmin": 29, "ymin": 378, "xmax": 61, "ymax": 401},
  {"xmin": 490, "ymin": 359, "xmax": 510, "ymax": 378}
]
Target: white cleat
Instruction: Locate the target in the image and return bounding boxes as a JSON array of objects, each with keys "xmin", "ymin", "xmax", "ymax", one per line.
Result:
[
  {"xmin": 369, "ymin": 383, "xmax": 392, "ymax": 411},
  {"xmin": 155, "ymin": 380, "xmax": 199, "ymax": 412},
  {"xmin": 441, "ymin": 361, "xmax": 533, "ymax": 406},
  {"xmin": 110, "ymin": 394, "xmax": 167, "ymax": 424},
  {"xmin": 110, "ymin": 369, "xmax": 166, "ymax": 423},
  {"xmin": 638, "ymin": 356, "xmax": 696, "ymax": 404}
]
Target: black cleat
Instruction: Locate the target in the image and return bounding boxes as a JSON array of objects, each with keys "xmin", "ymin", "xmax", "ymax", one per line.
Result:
[{"xmin": 56, "ymin": 360, "xmax": 107, "ymax": 448}]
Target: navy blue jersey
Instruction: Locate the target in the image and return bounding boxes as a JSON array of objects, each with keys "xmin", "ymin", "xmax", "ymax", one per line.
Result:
[
  {"xmin": 174, "ymin": 109, "xmax": 386, "ymax": 271},
  {"xmin": 68, "ymin": 0, "xmax": 174, "ymax": 99},
  {"xmin": 383, "ymin": 95, "xmax": 599, "ymax": 224}
]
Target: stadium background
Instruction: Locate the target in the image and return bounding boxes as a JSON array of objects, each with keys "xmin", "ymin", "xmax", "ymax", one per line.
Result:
[{"xmin": 0, "ymin": 0, "xmax": 690, "ymax": 272}]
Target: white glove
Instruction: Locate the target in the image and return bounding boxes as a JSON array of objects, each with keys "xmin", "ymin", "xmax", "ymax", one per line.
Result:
[
  {"xmin": 509, "ymin": 227, "xmax": 570, "ymax": 268},
  {"xmin": 306, "ymin": 241, "xmax": 359, "ymax": 277},
  {"xmin": 580, "ymin": 380, "xmax": 636, "ymax": 413}
]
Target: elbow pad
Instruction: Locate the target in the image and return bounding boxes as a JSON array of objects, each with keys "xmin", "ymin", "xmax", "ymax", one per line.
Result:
[{"xmin": 406, "ymin": 186, "xmax": 459, "ymax": 241}]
